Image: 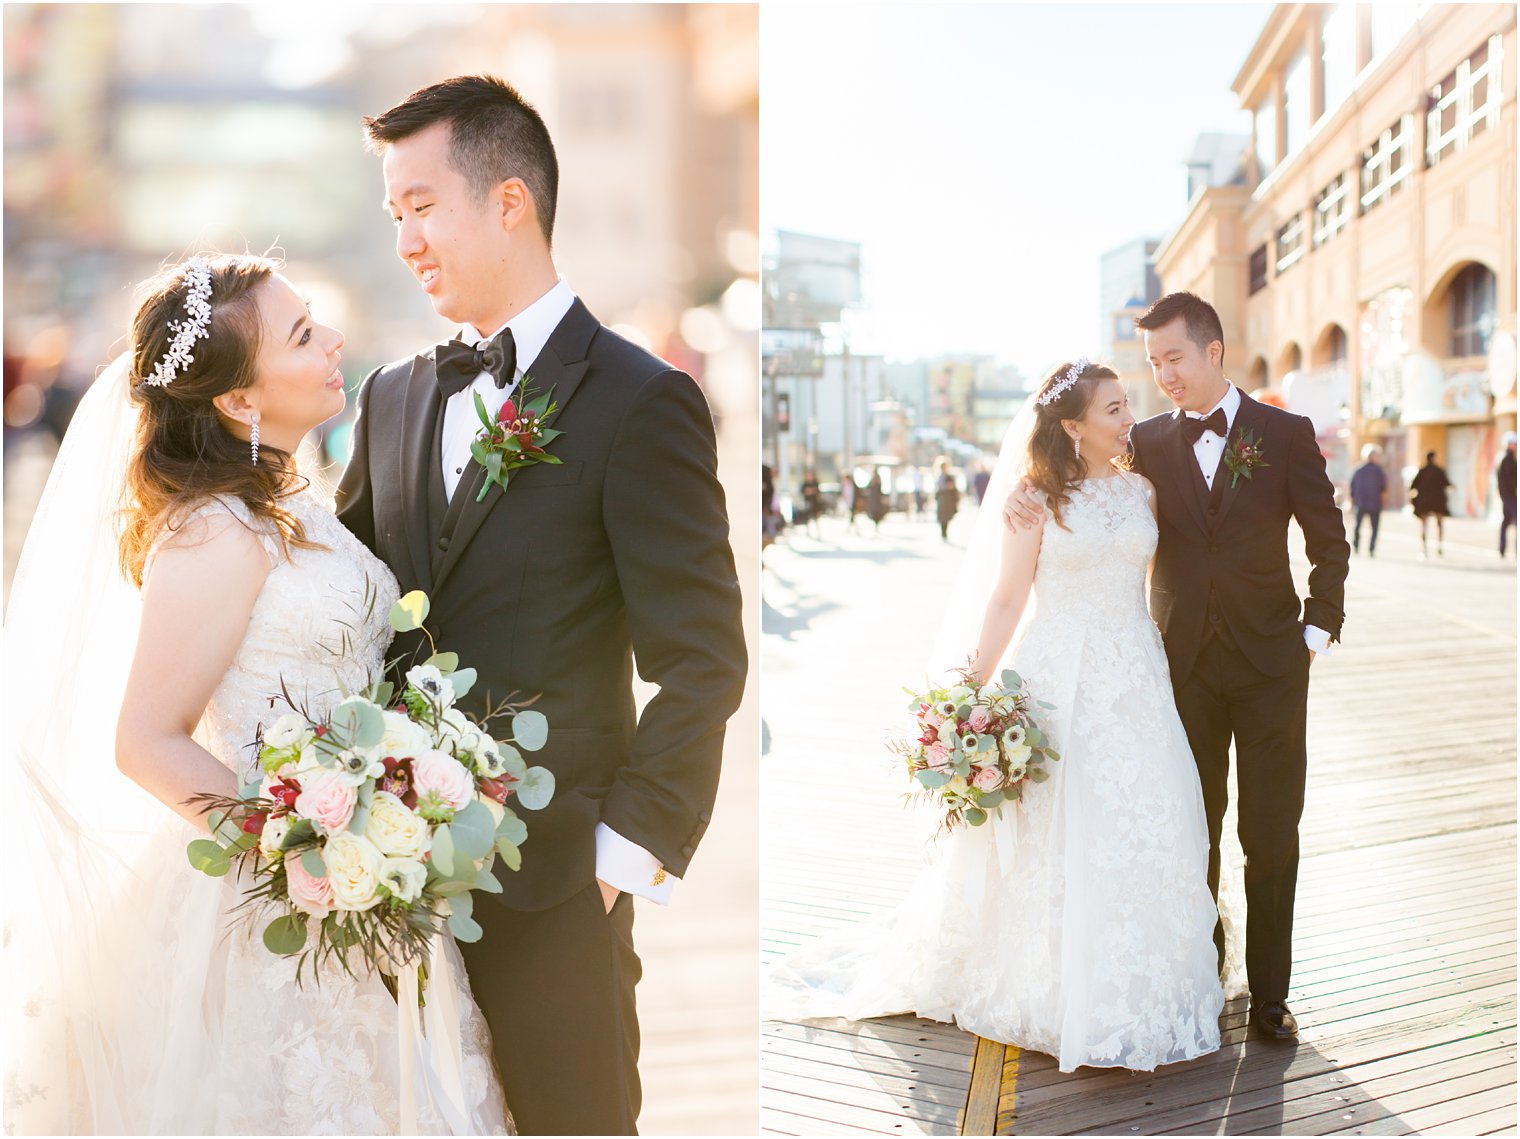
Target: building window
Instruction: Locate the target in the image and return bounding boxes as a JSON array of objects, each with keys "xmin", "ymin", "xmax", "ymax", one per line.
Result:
[
  {"xmin": 1249, "ymin": 245, "xmax": 1269, "ymax": 295},
  {"xmin": 1427, "ymin": 35, "xmax": 1504, "ymax": 167},
  {"xmin": 1255, "ymin": 97, "xmax": 1276, "ymax": 177},
  {"xmin": 1360, "ymin": 114, "xmax": 1412, "ymax": 213},
  {"xmin": 1284, "ymin": 50, "xmax": 1310, "ymax": 155},
  {"xmin": 1321, "ymin": 4, "xmax": 1356, "ymax": 119},
  {"xmin": 1313, "ymin": 173, "xmax": 1352, "ymax": 247},
  {"xmin": 1450, "ymin": 263, "xmax": 1497, "ymax": 358},
  {"xmin": 1275, "ymin": 212, "xmax": 1306, "ymax": 273}
]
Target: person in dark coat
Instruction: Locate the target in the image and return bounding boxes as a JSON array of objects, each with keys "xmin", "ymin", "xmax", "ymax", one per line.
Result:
[
  {"xmin": 1348, "ymin": 444, "xmax": 1388, "ymax": 556},
  {"xmin": 866, "ymin": 470, "xmax": 887, "ymax": 531},
  {"xmin": 934, "ymin": 458, "xmax": 959, "ymax": 541},
  {"xmin": 801, "ymin": 468, "xmax": 822, "ymax": 536},
  {"xmin": 1410, "ymin": 451, "xmax": 1452, "ymax": 558},
  {"xmin": 1499, "ymin": 433, "xmax": 1517, "ymax": 557}
]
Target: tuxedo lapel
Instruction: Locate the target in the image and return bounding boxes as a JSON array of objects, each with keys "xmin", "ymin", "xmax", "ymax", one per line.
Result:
[
  {"xmin": 1165, "ymin": 411, "xmax": 1212, "ymax": 535},
  {"xmin": 1212, "ymin": 390, "xmax": 1264, "ymax": 532},
  {"xmin": 399, "ymin": 354, "xmax": 442, "ymax": 593},
  {"xmin": 432, "ymin": 299, "xmax": 599, "ymax": 594}
]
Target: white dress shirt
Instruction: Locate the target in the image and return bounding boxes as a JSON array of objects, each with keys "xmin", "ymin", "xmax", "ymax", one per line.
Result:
[
  {"xmin": 1187, "ymin": 383, "xmax": 1332, "ymax": 658},
  {"xmin": 441, "ymin": 278, "xmax": 677, "ymax": 904}
]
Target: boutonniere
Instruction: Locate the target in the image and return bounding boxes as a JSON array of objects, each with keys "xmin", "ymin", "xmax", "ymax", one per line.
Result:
[
  {"xmin": 1222, "ymin": 429, "xmax": 1269, "ymax": 489},
  {"xmin": 469, "ymin": 379, "xmax": 563, "ymax": 502}
]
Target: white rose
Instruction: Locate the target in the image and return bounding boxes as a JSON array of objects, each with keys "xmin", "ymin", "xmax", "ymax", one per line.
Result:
[
  {"xmin": 948, "ymin": 684, "xmax": 975, "ymax": 705},
  {"xmin": 365, "ymin": 791, "xmax": 432, "ymax": 860},
  {"xmin": 259, "ymin": 814, "xmax": 291, "ymax": 859},
  {"xmin": 477, "ymin": 792, "xmax": 506, "ymax": 827},
  {"xmin": 406, "ymin": 665, "xmax": 456, "ymax": 709},
  {"xmin": 372, "ymin": 710, "xmax": 432, "ymax": 760},
  {"xmin": 1005, "ymin": 741, "xmax": 1033, "ymax": 768},
  {"xmin": 323, "ymin": 831, "xmax": 385, "ymax": 911},
  {"xmin": 263, "ymin": 712, "xmax": 309, "ymax": 749},
  {"xmin": 378, "ymin": 857, "xmax": 428, "ymax": 904}
]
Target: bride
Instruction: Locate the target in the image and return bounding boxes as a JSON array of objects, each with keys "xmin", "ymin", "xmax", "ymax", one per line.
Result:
[
  {"xmin": 3, "ymin": 254, "xmax": 509, "ymax": 1133},
  {"xmin": 767, "ymin": 358, "xmax": 1227, "ymax": 1072}
]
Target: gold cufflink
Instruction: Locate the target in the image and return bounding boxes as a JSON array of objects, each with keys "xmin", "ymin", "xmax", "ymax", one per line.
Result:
[{"xmin": 652, "ymin": 867, "xmax": 667, "ymax": 886}]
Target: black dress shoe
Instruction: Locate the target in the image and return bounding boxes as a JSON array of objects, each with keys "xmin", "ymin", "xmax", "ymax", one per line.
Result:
[{"xmin": 1249, "ymin": 1000, "xmax": 1299, "ymax": 1042}]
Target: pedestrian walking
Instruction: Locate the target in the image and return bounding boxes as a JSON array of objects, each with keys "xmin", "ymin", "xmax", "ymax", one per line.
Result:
[
  {"xmin": 866, "ymin": 470, "xmax": 887, "ymax": 533},
  {"xmin": 1349, "ymin": 444, "xmax": 1388, "ymax": 556},
  {"xmin": 1499, "ymin": 434, "xmax": 1517, "ymax": 557},
  {"xmin": 972, "ymin": 464, "xmax": 991, "ymax": 504},
  {"xmin": 1410, "ymin": 452, "xmax": 1452, "ymax": 558},
  {"xmin": 846, "ymin": 471, "xmax": 864, "ymax": 534},
  {"xmin": 763, "ymin": 463, "xmax": 779, "ymax": 550},
  {"xmin": 801, "ymin": 468, "xmax": 823, "ymax": 537},
  {"xmin": 934, "ymin": 458, "xmax": 959, "ymax": 541}
]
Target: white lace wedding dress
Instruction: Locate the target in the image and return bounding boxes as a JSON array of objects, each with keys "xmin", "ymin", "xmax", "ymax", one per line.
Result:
[
  {"xmin": 767, "ymin": 472, "xmax": 1225, "ymax": 1072},
  {"xmin": 5, "ymin": 486, "xmax": 510, "ymax": 1135}
]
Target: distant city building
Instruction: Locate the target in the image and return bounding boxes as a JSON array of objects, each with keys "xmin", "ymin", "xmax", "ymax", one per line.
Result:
[{"xmin": 1155, "ymin": 3, "xmax": 1516, "ymax": 515}]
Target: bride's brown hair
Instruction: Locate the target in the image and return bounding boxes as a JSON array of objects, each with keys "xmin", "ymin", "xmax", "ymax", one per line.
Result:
[
  {"xmin": 118, "ymin": 254, "xmax": 320, "ymax": 587},
  {"xmin": 1027, "ymin": 359, "xmax": 1126, "ymax": 530}
]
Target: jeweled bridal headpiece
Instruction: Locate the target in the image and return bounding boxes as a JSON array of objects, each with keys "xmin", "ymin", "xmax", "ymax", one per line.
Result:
[
  {"xmin": 1037, "ymin": 356, "xmax": 1091, "ymax": 407},
  {"xmin": 144, "ymin": 257, "xmax": 214, "ymax": 387}
]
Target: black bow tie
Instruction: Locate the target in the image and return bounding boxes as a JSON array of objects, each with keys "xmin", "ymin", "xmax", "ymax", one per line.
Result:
[
  {"xmin": 434, "ymin": 327, "xmax": 516, "ymax": 398},
  {"xmin": 1182, "ymin": 408, "xmax": 1229, "ymax": 444}
]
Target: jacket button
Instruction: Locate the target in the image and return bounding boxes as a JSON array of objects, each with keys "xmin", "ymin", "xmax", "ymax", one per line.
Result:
[
  {"xmin": 437, "ymin": 536, "xmax": 450, "ymax": 552},
  {"xmin": 698, "ymin": 810, "xmax": 712, "ymax": 824},
  {"xmin": 681, "ymin": 844, "xmax": 695, "ymax": 858}
]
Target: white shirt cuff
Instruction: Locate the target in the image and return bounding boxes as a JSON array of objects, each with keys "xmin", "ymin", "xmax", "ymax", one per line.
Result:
[
  {"xmin": 595, "ymin": 822, "xmax": 675, "ymax": 905},
  {"xmin": 1304, "ymin": 625, "xmax": 1333, "ymax": 656}
]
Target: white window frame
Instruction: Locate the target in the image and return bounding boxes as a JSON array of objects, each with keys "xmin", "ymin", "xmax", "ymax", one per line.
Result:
[
  {"xmin": 1360, "ymin": 114, "xmax": 1413, "ymax": 212},
  {"xmin": 1276, "ymin": 212, "xmax": 1307, "ymax": 273},
  {"xmin": 1427, "ymin": 34, "xmax": 1505, "ymax": 167},
  {"xmin": 1313, "ymin": 173, "xmax": 1352, "ymax": 247}
]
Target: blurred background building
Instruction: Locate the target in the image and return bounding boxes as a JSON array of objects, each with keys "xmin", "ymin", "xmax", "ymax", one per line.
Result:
[
  {"xmin": 3, "ymin": 5, "xmax": 759, "ymax": 1134},
  {"xmin": 1155, "ymin": 2, "xmax": 1516, "ymax": 514}
]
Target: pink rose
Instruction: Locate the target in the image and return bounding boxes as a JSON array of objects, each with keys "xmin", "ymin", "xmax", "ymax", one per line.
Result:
[
  {"xmin": 293, "ymin": 771, "xmax": 357, "ymax": 835},
  {"xmin": 927, "ymin": 743, "xmax": 951, "ymax": 771},
  {"xmin": 972, "ymin": 766, "xmax": 1004, "ymax": 793},
  {"xmin": 968, "ymin": 707, "xmax": 993, "ymax": 732},
  {"xmin": 285, "ymin": 854, "xmax": 334, "ymax": 918},
  {"xmin": 412, "ymin": 750, "xmax": 476, "ymax": 813}
]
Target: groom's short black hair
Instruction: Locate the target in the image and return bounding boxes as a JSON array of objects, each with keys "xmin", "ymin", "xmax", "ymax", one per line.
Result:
[
  {"xmin": 364, "ymin": 75, "xmax": 559, "ymax": 244},
  {"xmin": 1135, "ymin": 292, "xmax": 1226, "ymax": 362}
]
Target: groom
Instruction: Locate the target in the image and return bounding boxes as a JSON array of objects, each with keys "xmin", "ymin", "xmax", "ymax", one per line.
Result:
[
  {"xmin": 1007, "ymin": 292, "xmax": 1349, "ymax": 1042},
  {"xmin": 337, "ymin": 76, "xmax": 747, "ymax": 1133}
]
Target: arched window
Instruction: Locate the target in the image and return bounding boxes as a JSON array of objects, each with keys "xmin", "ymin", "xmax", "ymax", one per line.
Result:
[{"xmin": 1450, "ymin": 263, "xmax": 1497, "ymax": 357}]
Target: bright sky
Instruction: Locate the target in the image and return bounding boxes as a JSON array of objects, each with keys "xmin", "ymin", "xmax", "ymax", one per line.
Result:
[{"xmin": 762, "ymin": 2, "xmax": 1274, "ymax": 377}]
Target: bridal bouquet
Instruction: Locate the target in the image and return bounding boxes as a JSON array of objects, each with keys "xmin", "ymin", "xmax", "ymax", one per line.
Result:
[
  {"xmin": 186, "ymin": 590, "xmax": 554, "ymax": 985},
  {"xmin": 892, "ymin": 666, "xmax": 1060, "ymax": 831}
]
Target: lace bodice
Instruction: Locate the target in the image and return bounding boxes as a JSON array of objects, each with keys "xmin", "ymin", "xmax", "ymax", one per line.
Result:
[
  {"xmin": 146, "ymin": 485, "xmax": 400, "ymax": 782},
  {"xmin": 1028, "ymin": 472, "xmax": 1156, "ymax": 634}
]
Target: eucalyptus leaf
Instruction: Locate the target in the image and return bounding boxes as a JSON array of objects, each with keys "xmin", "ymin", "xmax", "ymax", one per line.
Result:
[
  {"xmin": 964, "ymin": 807, "xmax": 988, "ymax": 826},
  {"xmin": 498, "ymin": 745, "xmax": 527, "ymax": 781},
  {"xmin": 263, "ymin": 914, "xmax": 307, "ymax": 956},
  {"xmin": 511, "ymin": 710, "xmax": 548, "ymax": 752},
  {"xmin": 187, "ymin": 838, "xmax": 231, "ymax": 877},
  {"xmin": 449, "ymin": 668, "xmax": 477, "ymax": 701},
  {"xmin": 917, "ymin": 769, "xmax": 952, "ymax": 790},
  {"xmin": 473, "ymin": 865, "xmax": 503, "ymax": 893},
  {"xmin": 1029, "ymin": 767, "xmax": 1050, "ymax": 783},
  {"xmin": 1006, "ymin": 782, "xmax": 1023, "ymax": 800},
  {"xmin": 447, "ymin": 911, "xmax": 483, "ymax": 943},
  {"xmin": 450, "ymin": 800, "xmax": 496, "ymax": 860},
  {"xmin": 389, "ymin": 591, "xmax": 430, "ymax": 634},
  {"xmin": 281, "ymin": 819, "xmax": 315, "ymax": 850},
  {"xmin": 431, "ymin": 879, "xmax": 475, "ymax": 897},
  {"xmin": 425, "ymin": 652, "xmax": 459, "ymax": 674},
  {"xmin": 347, "ymin": 803, "xmax": 370, "ymax": 838},
  {"xmin": 450, "ymin": 891, "xmax": 474, "ymax": 922},
  {"xmin": 430, "ymin": 824, "xmax": 456, "ymax": 877},
  {"xmin": 301, "ymin": 849, "xmax": 326, "ymax": 878},
  {"xmin": 330, "ymin": 697, "xmax": 385, "ymax": 750},
  {"xmin": 1001, "ymin": 669, "xmax": 1023, "ymax": 689},
  {"xmin": 494, "ymin": 805, "xmax": 527, "ymax": 846},
  {"xmin": 515, "ymin": 766, "xmax": 555, "ymax": 811},
  {"xmin": 374, "ymin": 681, "xmax": 395, "ymax": 708},
  {"xmin": 495, "ymin": 838, "xmax": 523, "ymax": 871},
  {"xmin": 207, "ymin": 809, "xmax": 227, "ymax": 835}
]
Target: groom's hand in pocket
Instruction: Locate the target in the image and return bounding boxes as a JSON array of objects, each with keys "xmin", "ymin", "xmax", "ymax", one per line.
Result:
[
  {"xmin": 597, "ymin": 878, "xmax": 621, "ymax": 913},
  {"xmin": 1002, "ymin": 478, "xmax": 1046, "ymax": 532}
]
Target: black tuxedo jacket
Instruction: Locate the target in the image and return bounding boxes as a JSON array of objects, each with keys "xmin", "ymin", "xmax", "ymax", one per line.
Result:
[
  {"xmin": 336, "ymin": 299, "xmax": 747, "ymax": 911},
  {"xmin": 1129, "ymin": 390, "xmax": 1349, "ymax": 685}
]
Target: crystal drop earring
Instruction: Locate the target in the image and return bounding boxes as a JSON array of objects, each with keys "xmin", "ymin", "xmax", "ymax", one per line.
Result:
[{"xmin": 250, "ymin": 411, "xmax": 261, "ymax": 465}]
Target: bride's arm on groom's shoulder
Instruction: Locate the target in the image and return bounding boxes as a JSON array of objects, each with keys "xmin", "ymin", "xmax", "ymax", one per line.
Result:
[
  {"xmin": 969, "ymin": 516, "xmax": 1042, "ymax": 685},
  {"xmin": 116, "ymin": 514, "xmax": 271, "ymax": 828},
  {"xmin": 1285, "ymin": 413, "xmax": 1351, "ymax": 652},
  {"xmin": 334, "ymin": 366, "xmax": 381, "ymax": 553},
  {"xmin": 599, "ymin": 368, "xmax": 746, "ymax": 891}
]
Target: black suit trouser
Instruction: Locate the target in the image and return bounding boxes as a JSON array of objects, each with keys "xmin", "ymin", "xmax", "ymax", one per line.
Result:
[
  {"xmin": 1173, "ymin": 632, "xmax": 1310, "ymax": 1005},
  {"xmin": 459, "ymin": 882, "xmax": 641, "ymax": 1135}
]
